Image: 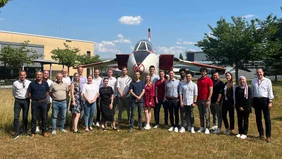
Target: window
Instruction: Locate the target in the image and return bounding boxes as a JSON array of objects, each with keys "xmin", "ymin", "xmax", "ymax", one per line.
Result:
[
  {"xmin": 138, "ymin": 42, "xmax": 146, "ymax": 51},
  {"xmin": 146, "ymin": 42, "xmax": 153, "ymax": 51},
  {"xmin": 186, "ymin": 53, "xmax": 194, "ymax": 61},
  {"xmin": 87, "ymin": 51, "xmax": 91, "ymax": 57}
]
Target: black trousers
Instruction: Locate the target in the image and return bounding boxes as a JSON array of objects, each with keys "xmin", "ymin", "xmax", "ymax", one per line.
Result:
[
  {"xmin": 253, "ymin": 97, "xmax": 271, "ymax": 138},
  {"xmin": 222, "ymin": 100, "xmax": 234, "ymax": 130},
  {"xmin": 14, "ymin": 98, "xmax": 30, "ymax": 136},
  {"xmin": 237, "ymin": 109, "xmax": 249, "ymax": 135},
  {"xmin": 154, "ymin": 100, "xmax": 168, "ymax": 125},
  {"xmin": 166, "ymin": 99, "xmax": 179, "ymax": 127},
  {"xmin": 96, "ymin": 97, "xmax": 101, "ymax": 123},
  {"xmin": 31, "ymin": 100, "xmax": 47, "ymax": 134}
]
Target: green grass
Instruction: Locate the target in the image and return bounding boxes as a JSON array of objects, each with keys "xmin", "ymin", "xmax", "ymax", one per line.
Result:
[{"xmin": 0, "ymin": 83, "xmax": 282, "ymax": 159}]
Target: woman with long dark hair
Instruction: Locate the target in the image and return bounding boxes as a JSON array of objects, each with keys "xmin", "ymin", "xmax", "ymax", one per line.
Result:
[{"xmin": 218, "ymin": 72, "xmax": 236, "ymax": 135}]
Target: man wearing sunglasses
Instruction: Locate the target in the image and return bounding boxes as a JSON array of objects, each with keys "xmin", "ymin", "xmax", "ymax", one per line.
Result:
[{"xmin": 12, "ymin": 70, "xmax": 31, "ymax": 139}]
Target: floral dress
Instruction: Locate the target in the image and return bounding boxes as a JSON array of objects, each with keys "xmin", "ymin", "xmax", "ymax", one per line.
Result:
[{"xmin": 71, "ymin": 82, "xmax": 82, "ymax": 114}]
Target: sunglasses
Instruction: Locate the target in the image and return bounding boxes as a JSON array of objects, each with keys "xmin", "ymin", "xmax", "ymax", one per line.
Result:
[{"xmin": 22, "ymin": 82, "xmax": 25, "ymax": 88}]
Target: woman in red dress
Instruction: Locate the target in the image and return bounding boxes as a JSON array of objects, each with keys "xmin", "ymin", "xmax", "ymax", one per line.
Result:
[{"xmin": 144, "ymin": 74, "xmax": 155, "ymax": 130}]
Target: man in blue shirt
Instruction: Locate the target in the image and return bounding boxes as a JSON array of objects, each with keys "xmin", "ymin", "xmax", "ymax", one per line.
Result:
[
  {"xmin": 28, "ymin": 71, "xmax": 50, "ymax": 137},
  {"xmin": 129, "ymin": 71, "xmax": 145, "ymax": 132}
]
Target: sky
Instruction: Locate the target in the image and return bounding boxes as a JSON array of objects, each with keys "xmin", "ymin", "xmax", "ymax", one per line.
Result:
[{"xmin": 0, "ymin": 0, "xmax": 281, "ymax": 59}]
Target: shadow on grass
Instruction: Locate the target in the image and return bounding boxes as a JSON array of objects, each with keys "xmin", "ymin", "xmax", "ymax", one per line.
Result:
[{"xmin": 272, "ymin": 116, "xmax": 282, "ymax": 121}]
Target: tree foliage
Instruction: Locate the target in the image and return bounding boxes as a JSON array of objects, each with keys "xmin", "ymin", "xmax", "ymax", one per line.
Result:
[
  {"xmin": 179, "ymin": 53, "xmax": 184, "ymax": 60},
  {"xmin": 77, "ymin": 54, "xmax": 101, "ymax": 65},
  {"xmin": 51, "ymin": 43, "xmax": 80, "ymax": 74},
  {"xmin": 196, "ymin": 15, "xmax": 279, "ymax": 83},
  {"xmin": 0, "ymin": 40, "xmax": 40, "ymax": 70},
  {"xmin": 0, "ymin": 0, "xmax": 11, "ymax": 8}
]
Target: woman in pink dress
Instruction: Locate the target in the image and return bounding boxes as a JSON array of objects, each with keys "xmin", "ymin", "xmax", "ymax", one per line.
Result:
[{"xmin": 144, "ymin": 74, "xmax": 155, "ymax": 130}]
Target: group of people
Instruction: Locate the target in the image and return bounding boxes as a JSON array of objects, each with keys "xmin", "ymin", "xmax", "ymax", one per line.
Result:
[{"xmin": 12, "ymin": 65, "xmax": 274, "ymax": 143}]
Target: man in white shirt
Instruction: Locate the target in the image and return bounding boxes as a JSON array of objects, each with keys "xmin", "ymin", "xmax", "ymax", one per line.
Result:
[
  {"xmin": 149, "ymin": 65, "xmax": 159, "ymax": 85},
  {"xmin": 93, "ymin": 69, "xmax": 103, "ymax": 127},
  {"xmin": 117, "ymin": 67, "xmax": 132, "ymax": 130},
  {"xmin": 12, "ymin": 70, "xmax": 31, "ymax": 139},
  {"xmin": 107, "ymin": 69, "xmax": 117, "ymax": 116},
  {"xmin": 179, "ymin": 72, "xmax": 198, "ymax": 133},
  {"xmin": 252, "ymin": 68, "xmax": 274, "ymax": 143},
  {"xmin": 61, "ymin": 68, "xmax": 71, "ymax": 126},
  {"xmin": 36, "ymin": 70, "xmax": 53, "ymax": 133}
]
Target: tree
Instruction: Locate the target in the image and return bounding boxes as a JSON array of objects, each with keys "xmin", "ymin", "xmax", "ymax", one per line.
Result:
[
  {"xmin": 0, "ymin": 41, "xmax": 40, "ymax": 77},
  {"xmin": 196, "ymin": 16, "xmax": 279, "ymax": 83},
  {"xmin": 262, "ymin": 17, "xmax": 282, "ymax": 81},
  {"xmin": 0, "ymin": 0, "xmax": 11, "ymax": 8},
  {"xmin": 179, "ymin": 53, "xmax": 184, "ymax": 60},
  {"xmin": 77, "ymin": 54, "xmax": 101, "ymax": 65},
  {"xmin": 51, "ymin": 43, "xmax": 80, "ymax": 75}
]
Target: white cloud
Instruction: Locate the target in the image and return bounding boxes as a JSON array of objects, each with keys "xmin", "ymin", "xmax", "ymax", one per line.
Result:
[
  {"xmin": 113, "ymin": 34, "xmax": 131, "ymax": 44},
  {"xmin": 242, "ymin": 14, "xmax": 255, "ymax": 19},
  {"xmin": 0, "ymin": 18, "xmax": 4, "ymax": 21},
  {"xmin": 156, "ymin": 46, "xmax": 186, "ymax": 57},
  {"xmin": 176, "ymin": 40, "xmax": 195, "ymax": 45},
  {"xmin": 118, "ymin": 16, "xmax": 143, "ymax": 25},
  {"xmin": 95, "ymin": 41, "xmax": 121, "ymax": 54}
]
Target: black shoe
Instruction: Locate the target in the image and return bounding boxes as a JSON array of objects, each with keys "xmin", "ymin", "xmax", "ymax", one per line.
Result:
[{"xmin": 138, "ymin": 127, "xmax": 142, "ymax": 130}]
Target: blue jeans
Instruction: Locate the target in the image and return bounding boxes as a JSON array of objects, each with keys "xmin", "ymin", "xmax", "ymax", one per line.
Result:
[
  {"xmin": 154, "ymin": 100, "xmax": 168, "ymax": 125},
  {"xmin": 14, "ymin": 98, "xmax": 30, "ymax": 136},
  {"xmin": 129, "ymin": 102, "xmax": 143, "ymax": 128},
  {"xmin": 84, "ymin": 101, "xmax": 96, "ymax": 128},
  {"xmin": 51, "ymin": 100, "xmax": 67, "ymax": 131},
  {"xmin": 31, "ymin": 100, "xmax": 47, "ymax": 134}
]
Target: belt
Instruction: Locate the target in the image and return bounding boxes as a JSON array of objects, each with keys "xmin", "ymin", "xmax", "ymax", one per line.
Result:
[
  {"xmin": 32, "ymin": 98, "xmax": 46, "ymax": 102},
  {"xmin": 253, "ymin": 97, "xmax": 268, "ymax": 100},
  {"xmin": 166, "ymin": 97, "xmax": 178, "ymax": 100},
  {"xmin": 53, "ymin": 99, "xmax": 66, "ymax": 102},
  {"xmin": 15, "ymin": 98, "xmax": 29, "ymax": 100}
]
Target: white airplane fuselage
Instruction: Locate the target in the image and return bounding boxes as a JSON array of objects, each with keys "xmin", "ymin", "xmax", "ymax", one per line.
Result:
[{"xmin": 127, "ymin": 52, "xmax": 159, "ymax": 80}]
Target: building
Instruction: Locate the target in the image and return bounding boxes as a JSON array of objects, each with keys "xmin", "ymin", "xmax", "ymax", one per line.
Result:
[
  {"xmin": 185, "ymin": 51, "xmax": 267, "ymax": 79},
  {"xmin": 0, "ymin": 30, "xmax": 94, "ymax": 81}
]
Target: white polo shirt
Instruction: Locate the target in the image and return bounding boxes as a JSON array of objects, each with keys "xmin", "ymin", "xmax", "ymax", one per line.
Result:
[
  {"xmin": 179, "ymin": 81, "xmax": 198, "ymax": 105},
  {"xmin": 12, "ymin": 79, "xmax": 31, "ymax": 99},
  {"xmin": 117, "ymin": 75, "xmax": 132, "ymax": 97},
  {"xmin": 93, "ymin": 76, "xmax": 103, "ymax": 88},
  {"xmin": 107, "ymin": 76, "xmax": 117, "ymax": 96},
  {"xmin": 252, "ymin": 77, "xmax": 274, "ymax": 99},
  {"xmin": 62, "ymin": 76, "xmax": 71, "ymax": 86}
]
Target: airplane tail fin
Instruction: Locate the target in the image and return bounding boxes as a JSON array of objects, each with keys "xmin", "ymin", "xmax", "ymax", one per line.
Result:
[{"xmin": 148, "ymin": 28, "xmax": 151, "ymax": 42}]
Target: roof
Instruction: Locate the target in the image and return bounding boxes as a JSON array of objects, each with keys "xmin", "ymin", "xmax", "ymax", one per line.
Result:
[
  {"xmin": 33, "ymin": 59, "xmax": 59, "ymax": 64},
  {"xmin": 0, "ymin": 30, "xmax": 94, "ymax": 44}
]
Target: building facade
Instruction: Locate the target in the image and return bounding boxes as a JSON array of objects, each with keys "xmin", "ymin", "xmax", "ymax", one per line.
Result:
[{"xmin": 0, "ymin": 30, "xmax": 94, "ymax": 80}]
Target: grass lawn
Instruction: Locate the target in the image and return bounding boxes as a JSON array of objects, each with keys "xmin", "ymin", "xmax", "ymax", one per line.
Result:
[{"xmin": 0, "ymin": 82, "xmax": 281, "ymax": 158}]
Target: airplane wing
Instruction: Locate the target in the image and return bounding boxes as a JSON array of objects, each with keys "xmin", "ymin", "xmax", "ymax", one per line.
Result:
[
  {"xmin": 73, "ymin": 54, "xmax": 130, "ymax": 69},
  {"xmin": 73, "ymin": 59, "xmax": 117, "ymax": 69},
  {"xmin": 173, "ymin": 57, "xmax": 226, "ymax": 71}
]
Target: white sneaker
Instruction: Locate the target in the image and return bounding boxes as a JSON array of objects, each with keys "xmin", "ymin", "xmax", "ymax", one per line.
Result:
[
  {"xmin": 241, "ymin": 134, "xmax": 247, "ymax": 139},
  {"xmin": 96, "ymin": 122, "xmax": 100, "ymax": 127},
  {"xmin": 210, "ymin": 126, "xmax": 218, "ymax": 131},
  {"xmin": 191, "ymin": 127, "xmax": 195, "ymax": 134},
  {"xmin": 101, "ymin": 124, "xmax": 105, "ymax": 129},
  {"xmin": 60, "ymin": 129, "xmax": 67, "ymax": 133},
  {"xmin": 179, "ymin": 127, "xmax": 185, "ymax": 133},
  {"xmin": 205, "ymin": 128, "xmax": 210, "ymax": 134},
  {"xmin": 36, "ymin": 126, "xmax": 40, "ymax": 133},
  {"xmin": 168, "ymin": 126, "xmax": 174, "ymax": 132},
  {"xmin": 51, "ymin": 131, "xmax": 56, "ymax": 135},
  {"xmin": 236, "ymin": 134, "xmax": 241, "ymax": 138},
  {"xmin": 198, "ymin": 127, "xmax": 204, "ymax": 133},
  {"xmin": 213, "ymin": 128, "xmax": 222, "ymax": 134},
  {"xmin": 144, "ymin": 124, "xmax": 151, "ymax": 130},
  {"xmin": 153, "ymin": 125, "xmax": 159, "ymax": 129},
  {"xmin": 174, "ymin": 127, "xmax": 179, "ymax": 132}
]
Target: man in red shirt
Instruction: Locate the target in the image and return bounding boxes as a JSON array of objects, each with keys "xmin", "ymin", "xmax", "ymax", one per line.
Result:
[
  {"xmin": 197, "ymin": 67, "xmax": 213, "ymax": 134},
  {"xmin": 154, "ymin": 70, "xmax": 168, "ymax": 128}
]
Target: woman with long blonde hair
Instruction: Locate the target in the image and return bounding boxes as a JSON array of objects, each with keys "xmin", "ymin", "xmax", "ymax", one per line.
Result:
[{"xmin": 143, "ymin": 74, "xmax": 155, "ymax": 130}]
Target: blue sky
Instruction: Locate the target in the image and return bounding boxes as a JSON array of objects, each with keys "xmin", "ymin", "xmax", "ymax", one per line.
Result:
[{"xmin": 0, "ymin": 0, "xmax": 281, "ymax": 59}]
